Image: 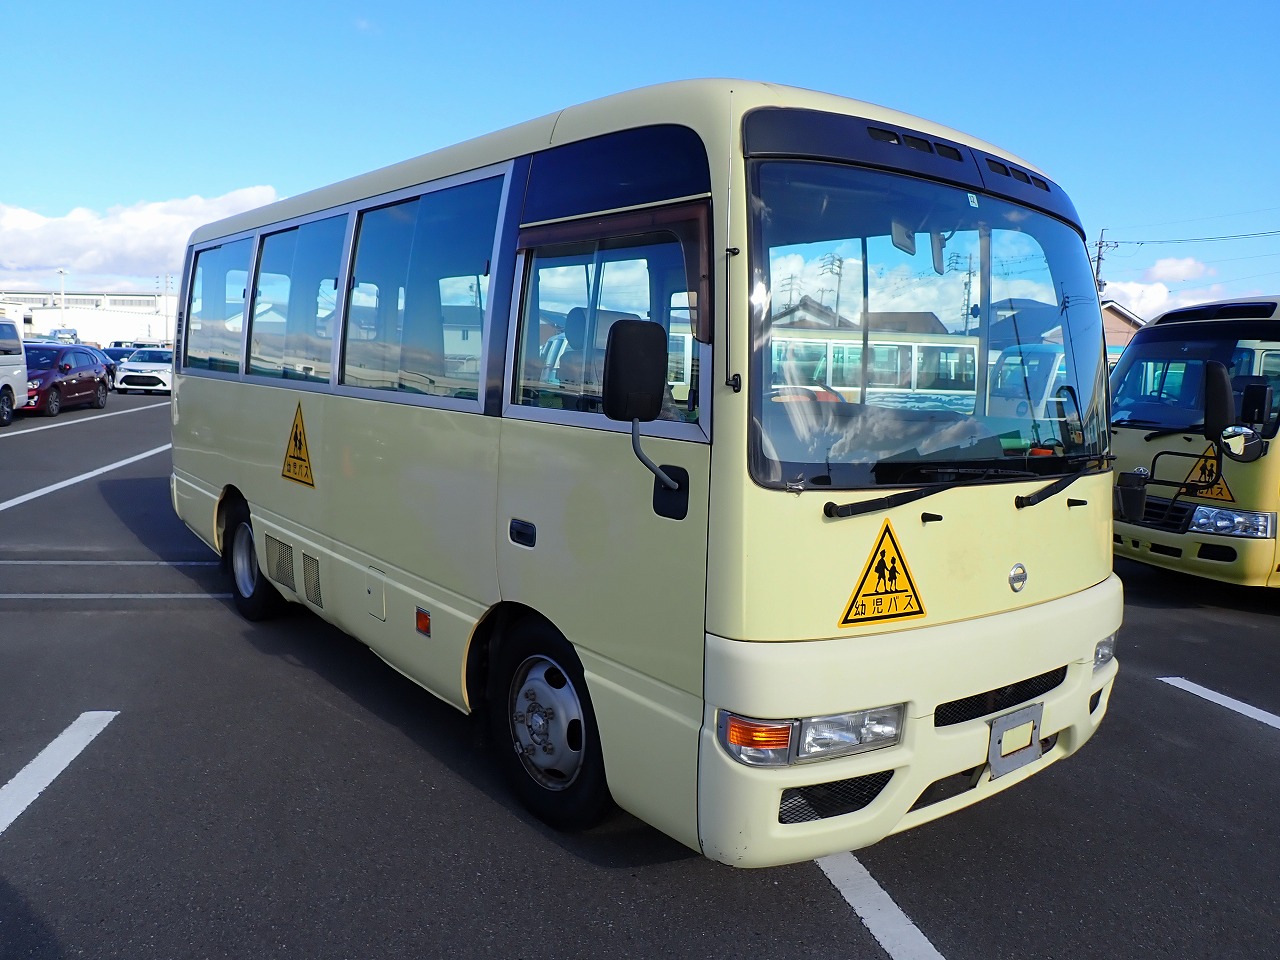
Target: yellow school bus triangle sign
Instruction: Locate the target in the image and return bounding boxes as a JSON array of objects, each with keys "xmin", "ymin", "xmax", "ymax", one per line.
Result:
[
  {"xmin": 282, "ymin": 403, "xmax": 315, "ymax": 487},
  {"xmin": 1181, "ymin": 444, "xmax": 1233, "ymax": 502},
  {"xmin": 839, "ymin": 519, "xmax": 926, "ymax": 628}
]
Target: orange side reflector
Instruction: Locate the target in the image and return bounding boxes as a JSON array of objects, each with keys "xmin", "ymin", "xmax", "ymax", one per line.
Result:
[
  {"xmin": 724, "ymin": 716, "xmax": 791, "ymax": 750},
  {"xmin": 415, "ymin": 608, "xmax": 431, "ymax": 637}
]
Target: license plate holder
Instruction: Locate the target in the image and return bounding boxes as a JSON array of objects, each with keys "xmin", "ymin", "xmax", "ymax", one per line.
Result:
[{"xmin": 987, "ymin": 703, "xmax": 1044, "ymax": 779}]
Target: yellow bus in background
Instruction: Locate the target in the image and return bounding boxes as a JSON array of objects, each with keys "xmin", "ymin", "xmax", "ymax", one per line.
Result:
[
  {"xmin": 171, "ymin": 80, "xmax": 1119, "ymax": 868},
  {"xmin": 1111, "ymin": 296, "xmax": 1280, "ymax": 585}
]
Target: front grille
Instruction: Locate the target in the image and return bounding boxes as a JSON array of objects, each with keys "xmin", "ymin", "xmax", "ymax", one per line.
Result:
[
  {"xmin": 264, "ymin": 535, "xmax": 295, "ymax": 590},
  {"xmin": 121, "ymin": 374, "xmax": 164, "ymax": 387},
  {"xmin": 934, "ymin": 666, "xmax": 1067, "ymax": 727},
  {"xmin": 779, "ymin": 770, "xmax": 893, "ymax": 824},
  {"xmin": 1138, "ymin": 496, "xmax": 1195, "ymax": 533}
]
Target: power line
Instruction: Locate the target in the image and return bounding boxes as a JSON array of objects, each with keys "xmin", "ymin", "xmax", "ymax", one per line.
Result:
[{"xmin": 1112, "ymin": 228, "xmax": 1280, "ymax": 245}]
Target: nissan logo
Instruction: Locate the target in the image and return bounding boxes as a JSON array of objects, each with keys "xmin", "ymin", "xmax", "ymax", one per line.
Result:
[{"xmin": 1009, "ymin": 564, "xmax": 1028, "ymax": 592}]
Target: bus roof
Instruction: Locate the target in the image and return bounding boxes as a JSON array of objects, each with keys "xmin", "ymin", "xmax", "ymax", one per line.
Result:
[
  {"xmin": 187, "ymin": 79, "xmax": 1060, "ymax": 247},
  {"xmin": 1149, "ymin": 296, "xmax": 1280, "ymax": 325}
]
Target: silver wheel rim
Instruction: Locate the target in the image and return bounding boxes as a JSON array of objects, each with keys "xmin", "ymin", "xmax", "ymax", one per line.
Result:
[
  {"xmin": 508, "ymin": 655, "xmax": 586, "ymax": 791},
  {"xmin": 231, "ymin": 521, "xmax": 259, "ymax": 599}
]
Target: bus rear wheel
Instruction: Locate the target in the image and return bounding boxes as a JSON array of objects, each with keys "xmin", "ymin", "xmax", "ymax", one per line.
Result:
[
  {"xmin": 488, "ymin": 623, "xmax": 612, "ymax": 830},
  {"xmin": 224, "ymin": 501, "xmax": 283, "ymax": 621}
]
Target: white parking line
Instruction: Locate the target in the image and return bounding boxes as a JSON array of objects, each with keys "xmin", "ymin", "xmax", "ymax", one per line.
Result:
[
  {"xmin": 0, "ymin": 560, "xmax": 218, "ymax": 566},
  {"xmin": 1158, "ymin": 677, "xmax": 1280, "ymax": 731},
  {"xmin": 0, "ymin": 443, "xmax": 171, "ymax": 513},
  {"xmin": 0, "ymin": 593, "xmax": 233, "ymax": 600},
  {"xmin": 818, "ymin": 853, "xmax": 946, "ymax": 960},
  {"xmin": 0, "ymin": 711, "xmax": 118, "ymax": 837},
  {"xmin": 0, "ymin": 401, "xmax": 168, "ymax": 439}
]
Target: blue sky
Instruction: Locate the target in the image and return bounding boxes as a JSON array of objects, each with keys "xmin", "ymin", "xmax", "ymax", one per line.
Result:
[{"xmin": 3, "ymin": 0, "xmax": 1277, "ymax": 320}]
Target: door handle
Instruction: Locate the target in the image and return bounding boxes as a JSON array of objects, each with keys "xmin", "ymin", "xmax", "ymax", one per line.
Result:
[{"xmin": 509, "ymin": 519, "xmax": 536, "ymax": 548}]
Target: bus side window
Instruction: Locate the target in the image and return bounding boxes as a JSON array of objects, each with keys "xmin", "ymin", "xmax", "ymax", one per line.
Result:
[
  {"xmin": 341, "ymin": 176, "xmax": 502, "ymax": 400},
  {"xmin": 247, "ymin": 214, "xmax": 346, "ymax": 383},
  {"xmin": 185, "ymin": 239, "xmax": 252, "ymax": 374},
  {"xmin": 515, "ymin": 226, "xmax": 701, "ymax": 423}
]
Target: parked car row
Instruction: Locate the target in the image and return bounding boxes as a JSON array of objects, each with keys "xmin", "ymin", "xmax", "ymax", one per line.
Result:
[{"xmin": 17, "ymin": 341, "xmax": 172, "ymax": 418}]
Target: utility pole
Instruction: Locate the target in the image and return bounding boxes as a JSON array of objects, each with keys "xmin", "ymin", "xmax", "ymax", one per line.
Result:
[
  {"xmin": 820, "ymin": 253, "xmax": 844, "ymax": 326},
  {"xmin": 1092, "ymin": 229, "xmax": 1117, "ymax": 293},
  {"xmin": 56, "ymin": 268, "xmax": 67, "ymax": 325}
]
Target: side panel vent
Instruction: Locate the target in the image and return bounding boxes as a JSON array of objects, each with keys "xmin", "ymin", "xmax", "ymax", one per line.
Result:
[
  {"xmin": 303, "ymin": 554, "xmax": 322, "ymax": 608},
  {"xmin": 264, "ymin": 535, "xmax": 295, "ymax": 590}
]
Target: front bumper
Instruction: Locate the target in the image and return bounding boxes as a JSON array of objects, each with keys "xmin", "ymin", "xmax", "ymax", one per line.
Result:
[{"xmin": 697, "ymin": 575, "xmax": 1122, "ymax": 867}]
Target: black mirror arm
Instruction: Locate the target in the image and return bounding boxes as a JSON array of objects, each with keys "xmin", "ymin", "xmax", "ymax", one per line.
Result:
[{"xmin": 632, "ymin": 420, "xmax": 678, "ymax": 490}]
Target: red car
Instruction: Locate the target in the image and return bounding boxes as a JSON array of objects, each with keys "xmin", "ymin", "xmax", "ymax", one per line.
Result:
[{"xmin": 22, "ymin": 341, "xmax": 109, "ymax": 417}]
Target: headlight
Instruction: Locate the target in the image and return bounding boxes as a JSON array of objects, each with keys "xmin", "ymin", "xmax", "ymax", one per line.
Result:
[
  {"xmin": 1188, "ymin": 506, "xmax": 1274, "ymax": 539},
  {"xmin": 1094, "ymin": 633, "xmax": 1117, "ymax": 671},
  {"xmin": 717, "ymin": 703, "xmax": 905, "ymax": 767},
  {"xmin": 27, "ymin": 378, "xmax": 40, "ymax": 389}
]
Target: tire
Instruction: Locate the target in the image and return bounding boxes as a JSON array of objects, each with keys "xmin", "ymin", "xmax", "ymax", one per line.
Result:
[
  {"xmin": 44, "ymin": 387, "xmax": 62, "ymax": 418},
  {"xmin": 223, "ymin": 501, "xmax": 284, "ymax": 621},
  {"xmin": 92, "ymin": 380, "xmax": 108, "ymax": 409},
  {"xmin": 488, "ymin": 621, "xmax": 612, "ymax": 830},
  {"xmin": 117, "ymin": 388, "xmax": 129, "ymax": 395},
  {"xmin": 0, "ymin": 388, "xmax": 12, "ymax": 427}
]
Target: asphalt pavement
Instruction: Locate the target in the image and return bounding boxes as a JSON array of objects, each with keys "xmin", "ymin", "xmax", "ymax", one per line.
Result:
[{"xmin": 1, "ymin": 394, "xmax": 1277, "ymax": 960}]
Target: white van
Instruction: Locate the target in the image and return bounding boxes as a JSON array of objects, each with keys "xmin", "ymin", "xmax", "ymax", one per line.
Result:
[{"xmin": 0, "ymin": 319, "xmax": 26, "ymax": 427}]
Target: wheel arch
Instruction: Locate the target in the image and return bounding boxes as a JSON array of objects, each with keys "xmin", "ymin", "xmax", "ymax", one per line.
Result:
[{"xmin": 465, "ymin": 603, "xmax": 575, "ymax": 716}]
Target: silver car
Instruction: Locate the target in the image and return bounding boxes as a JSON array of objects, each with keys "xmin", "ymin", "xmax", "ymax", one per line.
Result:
[{"xmin": 115, "ymin": 348, "xmax": 174, "ymax": 394}]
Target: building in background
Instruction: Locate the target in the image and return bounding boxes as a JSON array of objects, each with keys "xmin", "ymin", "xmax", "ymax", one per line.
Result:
[
  {"xmin": 0, "ymin": 289, "xmax": 177, "ymax": 346},
  {"xmin": 1101, "ymin": 298, "xmax": 1145, "ymax": 368}
]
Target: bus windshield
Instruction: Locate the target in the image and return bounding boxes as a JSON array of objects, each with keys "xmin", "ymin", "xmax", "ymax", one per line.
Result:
[
  {"xmin": 748, "ymin": 161, "xmax": 1108, "ymax": 489},
  {"xmin": 1110, "ymin": 327, "xmax": 1280, "ymax": 437}
]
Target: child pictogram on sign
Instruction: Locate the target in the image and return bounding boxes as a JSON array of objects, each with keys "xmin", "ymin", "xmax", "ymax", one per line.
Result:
[
  {"xmin": 839, "ymin": 519, "xmax": 926, "ymax": 628},
  {"xmin": 1181, "ymin": 444, "xmax": 1233, "ymax": 502},
  {"xmin": 281, "ymin": 403, "xmax": 315, "ymax": 487}
]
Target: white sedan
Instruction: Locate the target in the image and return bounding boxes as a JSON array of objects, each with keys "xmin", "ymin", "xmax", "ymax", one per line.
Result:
[{"xmin": 115, "ymin": 348, "xmax": 174, "ymax": 394}]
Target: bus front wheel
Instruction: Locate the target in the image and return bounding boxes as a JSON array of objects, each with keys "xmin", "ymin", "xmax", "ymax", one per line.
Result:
[
  {"xmin": 488, "ymin": 623, "xmax": 612, "ymax": 830},
  {"xmin": 224, "ymin": 501, "xmax": 283, "ymax": 621}
]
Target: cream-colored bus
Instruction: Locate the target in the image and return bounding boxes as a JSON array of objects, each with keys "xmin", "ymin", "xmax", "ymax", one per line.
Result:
[
  {"xmin": 171, "ymin": 80, "xmax": 1120, "ymax": 868},
  {"xmin": 1111, "ymin": 296, "xmax": 1280, "ymax": 585}
]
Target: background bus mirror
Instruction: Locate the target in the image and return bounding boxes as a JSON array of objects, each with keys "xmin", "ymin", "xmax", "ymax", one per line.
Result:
[
  {"xmin": 1239, "ymin": 382, "xmax": 1273, "ymax": 426},
  {"xmin": 1221, "ymin": 425, "xmax": 1263, "ymax": 463},
  {"xmin": 602, "ymin": 319, "xmax": 667, "ymax": 424},
  {"xmin": 1202, "ymin": 360, "xmax": 1234, "ymax": 443},
  {"xmin": 930, "ymin": 232, "xmax": 945, "ymax": 275},
  {"xmin": 1114, "ymin": 469, "xmax": 1149, "ymax": 522}
]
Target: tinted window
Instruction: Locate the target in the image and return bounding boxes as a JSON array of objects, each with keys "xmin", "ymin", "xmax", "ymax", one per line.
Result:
[
  {"xmin": 25, "ymin": 346, "xmax": 59, "ymax": 369},
  {"xmin": 523, "ymin": 126, "xmax": 711, "ymax": 225},
  {"xmin": 342, "ymin": 176, "xmax": 502, "ymax": 400},
  {"xmin": 248, "ymin": 215, "xmax": 347, "ymax": 382},
  {"xmin": 187, "ymin": 238, "xmax": 252, "ymax": 373}
]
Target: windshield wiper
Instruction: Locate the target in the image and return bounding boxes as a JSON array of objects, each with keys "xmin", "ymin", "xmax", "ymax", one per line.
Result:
[
  {"xmin": 1112, "ymin": 418, "xmax": 1161, "ymax": 428},
  {"xmin": 1013, "ymin": 455, "xmax": 1112, "ymax": 509},
  {"xmin": 824, "ymin": 481, "xmax": 962, "ymax": 519},
  {"xmin": 824, "ymin": 466, "xmax": 1035, "ymax": 519}
]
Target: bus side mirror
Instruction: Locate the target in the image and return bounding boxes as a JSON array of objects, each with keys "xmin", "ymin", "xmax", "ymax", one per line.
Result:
[
  {"xmin": 602, "ymin": 319, "xmax": 679, "ymax": 491},
  {"xmin": 1202, "ymin": 360, "xmax": 1234, "ymax": 443},
  {"xmin": 1239, "ymin": 381, "xmax": 1273, "ymax": 426},
  {"xmin": 602, "ymin": 319, "xmax": 666, "ymax": 423}
]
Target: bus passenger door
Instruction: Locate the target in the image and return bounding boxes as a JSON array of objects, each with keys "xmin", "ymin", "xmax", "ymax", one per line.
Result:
[{"xmin": 495, "ymin": 210, "xmax": 711, "ymax": 849}]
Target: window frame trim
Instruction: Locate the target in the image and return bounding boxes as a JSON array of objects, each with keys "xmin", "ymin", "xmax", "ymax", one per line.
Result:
[
  {"xmin": 178, "ymin": 160, "xmax": 515, "ymax": 417},
  {"xmin": 502, "ymin": 201, "xmax": 713, "ymax": 444}
]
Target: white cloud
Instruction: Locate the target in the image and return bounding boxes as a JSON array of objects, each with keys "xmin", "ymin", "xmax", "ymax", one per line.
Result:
[
  {"xmin": 0, "ymin": 187, "xmax": 278, "ymax": 292},
  {"xmin": 1144, "ymin": 257, "xmax": 1214, "ymax": 283},
  {"xmin": 1101, "ymin": 279, "xmax": 1235, "ymax": 322}
]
